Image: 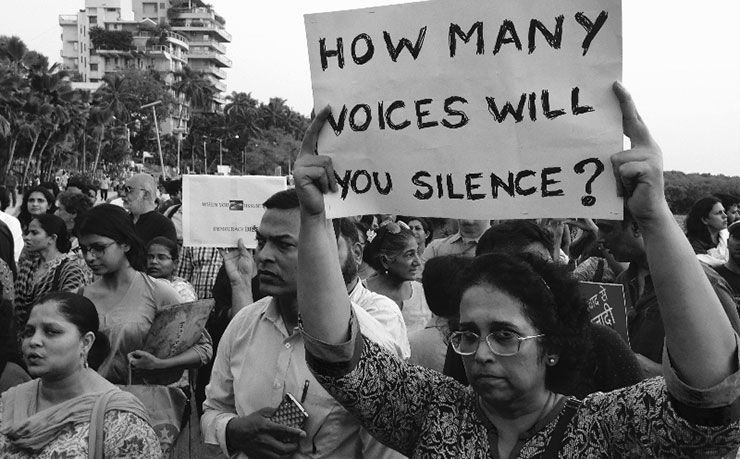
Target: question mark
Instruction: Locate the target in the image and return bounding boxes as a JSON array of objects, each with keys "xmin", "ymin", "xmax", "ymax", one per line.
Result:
[{"xmin": 574, "ymin": 158, "xmax": 604, "ymax": 207}]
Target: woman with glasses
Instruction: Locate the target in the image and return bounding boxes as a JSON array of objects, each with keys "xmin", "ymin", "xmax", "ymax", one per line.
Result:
[
  {"xmin": 14, "ymin": 214, "xmax": 88, "ymax": 331},
  {"xmin": 74, "ymin": 204, "xmax": 183, "ymax": 384},
  {"xmin": 363, "ymin": 220, "xmax": 432, "ymax": 334},
  {"xmin": 290, "ymin": 84, "xmax": 740, "ymax": 458}
]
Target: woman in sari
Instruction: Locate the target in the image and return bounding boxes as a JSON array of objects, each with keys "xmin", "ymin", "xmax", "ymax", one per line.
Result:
[{"xmin": 0, "ymin": 292, "xmax": 161, "ymax": 458}]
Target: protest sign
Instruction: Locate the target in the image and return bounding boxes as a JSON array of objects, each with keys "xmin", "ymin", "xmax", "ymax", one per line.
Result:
[
  {"xmin": 579, "ymin": 281, "xmax": 629, "ymax": 344},
  {"xmin": 305, "ymin": 0, "xmax": 622, "ymax": 219},
  {"xmin": 137, "ymin": 299, "xmax": 215, "ymax": 385},
  {"xmin": 182, "ymin": 175, "xmax": 287, "ymax": 248}
]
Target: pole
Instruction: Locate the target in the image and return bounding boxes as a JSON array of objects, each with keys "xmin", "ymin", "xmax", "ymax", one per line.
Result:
[
  {"xmin": 219, "ymin": 139, "xmax": 223, "ymax": 166},
  {"xmin": 151, "ymin": 106, "xmax": 165, "ymax": 179},
  {"xmin": 203, "ymin": 139, "xmax": 207, "ymax": 174},
  {"xmin": 176, "ymin": 134, "xmax": 181, "ymax": 174}
]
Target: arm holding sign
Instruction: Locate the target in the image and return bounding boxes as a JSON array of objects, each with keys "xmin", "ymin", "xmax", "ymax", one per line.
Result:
[
  {"xmin": 219, "ymin": 238, "xmax": 255, "ymax": 316},
  {"xmin": 611, "ymin": 82, "xmax": 737, "ymax": 389}
]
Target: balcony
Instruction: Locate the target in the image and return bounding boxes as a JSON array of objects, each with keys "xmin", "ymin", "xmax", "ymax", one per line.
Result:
[
  {"xmin": 59, "ymin": 15, "xmax": 78, "ymax": 26},
  {"xmin": 191, "ymin": 64, "xmax": 226, "ymax": 79},
  {"xmin": 136, "ymin": 30, "xmax": 189, "ymax": 50},
  {"xmin": 187, "ymin": 49, "xmax": 231, "ymax": 67},
  {"xmin": 170, "ymin": 22, "xmax": 231, "ymax": 42},
  {"xmin": 187, "ymin": 38, "xmax": 225, "ymax": 54}
]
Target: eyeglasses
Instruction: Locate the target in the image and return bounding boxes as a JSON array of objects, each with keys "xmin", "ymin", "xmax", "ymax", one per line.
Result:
[
  {"xmin": 79, "ymin": 241, "xmax": 117, "ymax": 257},
  {"xmin": 121, "ymin": 185, "xmax": 146, "ymax": 195},
  {"xmin": 449, "ymin": 330, "xmax": 545, "ymax": 357}
]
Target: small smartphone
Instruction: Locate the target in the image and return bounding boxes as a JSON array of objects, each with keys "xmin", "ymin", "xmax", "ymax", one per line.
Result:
[{"xmin": 269, "ymin": 393, "xmax": 309, "ymax": 429}]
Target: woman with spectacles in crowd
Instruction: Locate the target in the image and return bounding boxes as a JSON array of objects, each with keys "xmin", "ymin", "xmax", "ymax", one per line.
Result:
[
  {"xmin": 363, "ymin": 220, "xmax": 431, "ymax": 334},
  {"xmin": 14, "ymin": 214, "xmax": 88, "ymax": 331},
  {"xmin": 291, "ymin": 84, "xmax": 740, "ymax": 458},
  {"xmin": 74, "ymin": 204, "xmax": 183, "ymax": 384}
]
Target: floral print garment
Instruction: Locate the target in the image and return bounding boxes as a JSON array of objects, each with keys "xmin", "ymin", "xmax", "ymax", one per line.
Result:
[
  {"xmin": 309, "ymin": 337, "xmax": 740, "ymax": 459},
  {"xmin": 0, "ymin": 404, "xmax": 162, "ymax": 459}
]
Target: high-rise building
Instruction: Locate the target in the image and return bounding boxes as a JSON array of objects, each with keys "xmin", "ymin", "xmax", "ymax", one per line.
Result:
[{"xmin": 59, "ymin": 0, "xmax": 230, "ymax": 119}]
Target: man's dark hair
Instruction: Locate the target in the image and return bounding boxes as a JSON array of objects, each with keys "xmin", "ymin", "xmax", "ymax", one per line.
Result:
[
  {"xmin": 332, "ymin": 218, "xmax": 360, "ymax": 245},
  {"xmin": 263, "ymin": 188, "xmax": 299, "ymax": 210},
  {"xmin": 476, "ymin": 220, "xmax": 554, "ymax": 256}
]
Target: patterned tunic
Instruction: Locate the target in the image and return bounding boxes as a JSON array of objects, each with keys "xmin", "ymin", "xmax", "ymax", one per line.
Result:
[
  {"xmin": 306, "ymin": 332, "xmax": 740, "ymax": 459},
  {"xmin": 14, "ymin": 255, "xmax": 88, "ymax": 328},
  {"xmin": 0, "ymin": 400, "xmax": 162, "ymax": 459}
]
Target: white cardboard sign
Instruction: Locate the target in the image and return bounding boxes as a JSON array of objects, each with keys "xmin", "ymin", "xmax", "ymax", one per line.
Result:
[
  {"xmin": 305, "ymin": 0, "xmax": 623, "ymax": 219},
  {"xmin": 182, "ymin": 175, "xmax": 287, "ymax": 248}
]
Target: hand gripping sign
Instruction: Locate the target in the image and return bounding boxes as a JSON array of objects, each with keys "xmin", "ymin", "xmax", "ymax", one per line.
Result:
[{"xmin": 305, "ymin": 0, "xmax": 623, "ymax": 219}]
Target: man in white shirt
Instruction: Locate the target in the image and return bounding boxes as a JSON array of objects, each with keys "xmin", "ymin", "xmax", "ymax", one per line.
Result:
[
  {"xmin": 0, "ymin": 186, "xmax": 23, "ymax": 260},
  {"xmin": 334, "ymin": 217, "xmax": 411, "ymax": 360},
  {"xmin": 202, "ymin": 189, "xmax": 406, "ymax": 459}
]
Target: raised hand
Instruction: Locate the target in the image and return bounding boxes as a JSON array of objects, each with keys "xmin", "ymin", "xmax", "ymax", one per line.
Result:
[
  {"xmin": 293, "ymin": 106, "xmax": 337, "ymax": 216},
  {"xmin": 219, "ymin": 238, "xmax": 254, "ymax": 285},
  {"xmin": 610, "ymin": 81, "xmax": 670, "ymax": 224}
]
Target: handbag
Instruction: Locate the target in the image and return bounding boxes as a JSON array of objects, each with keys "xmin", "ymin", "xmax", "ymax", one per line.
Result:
[{"xmin": 118, "ymin": 364, "xmax": 187, "ymax": 458}]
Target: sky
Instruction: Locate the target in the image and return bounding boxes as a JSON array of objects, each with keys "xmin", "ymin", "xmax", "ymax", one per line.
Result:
[{"xmin": 1, "ymin": 0, "xmax": 738, "ymax": 176}]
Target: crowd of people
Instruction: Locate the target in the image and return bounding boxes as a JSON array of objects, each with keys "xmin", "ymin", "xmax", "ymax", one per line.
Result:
[{"xmin": 0, "ymin": 82, "xmax": 738, "ymax": 459}]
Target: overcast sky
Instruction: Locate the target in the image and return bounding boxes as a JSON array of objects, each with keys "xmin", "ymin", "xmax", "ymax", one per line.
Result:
[{"xmin": 2, "ymin": 0, "xmax": 738, "ymax": 176}]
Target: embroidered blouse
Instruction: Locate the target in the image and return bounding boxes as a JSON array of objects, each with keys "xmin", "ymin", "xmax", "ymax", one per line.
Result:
[{"xmin": 304, "ymin": 317, "xmax": 740, "ymax": 459}]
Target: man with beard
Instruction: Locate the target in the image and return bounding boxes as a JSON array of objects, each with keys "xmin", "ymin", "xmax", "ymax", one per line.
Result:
[
  {"xmin": 334, "ymin": 217, "xmax": 410, "ymax": 360},
  {"xmin": 202, "ymin": 189, "xmax": 406, "ymax": 459},
  {"xmin": 716, "ymin": 221, "xmax": 740, "ymax": 303}
]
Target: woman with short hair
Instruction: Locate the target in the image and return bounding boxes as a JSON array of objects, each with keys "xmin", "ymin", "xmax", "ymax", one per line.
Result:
[{"xmin": 290, "ymin": 85, "xmax": 740, "ymax": 458}]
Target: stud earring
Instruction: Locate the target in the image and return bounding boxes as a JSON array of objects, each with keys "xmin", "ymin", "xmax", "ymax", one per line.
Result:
[{"xmin": 547, "ymin": 357, "xmax": 556, "ymax": 365}]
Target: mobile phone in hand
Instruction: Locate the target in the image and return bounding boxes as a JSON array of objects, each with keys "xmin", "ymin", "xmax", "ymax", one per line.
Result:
[{"xmin": 269, "ymin": 393, "xmax": 309, "ymax": 429}]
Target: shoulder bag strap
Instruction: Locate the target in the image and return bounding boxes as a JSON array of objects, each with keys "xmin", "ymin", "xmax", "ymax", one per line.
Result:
[
  {"xmin": 89, "ymin": 390, "xmax": 116, "ymax": 459},
  {"xmin": 541, "ymin": 397, "xmax": 583, "ymax": 459}
]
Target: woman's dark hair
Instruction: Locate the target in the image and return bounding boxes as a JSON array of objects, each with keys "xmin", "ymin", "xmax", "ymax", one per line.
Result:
[
  {"xmin": 146, "ymin": 236, "xmax": 179, "ymax": 261},
  {"xmin": 57, "ymin": 190, "xmax": 94, "ymax": 236},
  {"xmin": 457, "ymin": 253, "xmax": 590, "ymax": 391},
  {"xmin": 476, "ymin": 221, "xmax": 554, "ymax": 257},
  {"xmin": 715, "ymin": 193, "xmax": 739, "ymax": 212},
  {"xmin": 33, "ymin": 214, "xmax": 72, "ymax": 254},
  {"xmin": 362, "ymin": 222, "xmax": 416, "ymax": 272},
  {"xmin": 31, "ymin": 292, "xmax": 110, "ymax": 370},
  {"xmin": 398, "ymin": 216, "xmax": 432, "ymax": 244},
  {"xmin": 76, "ymin": 204, "xmax": 145, "ymax": 271},
  {"xmin": 18, "ymin": 186, "xmax": 56, "ymax": 230},
  {"xmin": 422, "ymin": 255, "xmax": 471, "ymax": 319},
  {"xmin": 685, "ymin": 196, "xmax": 722, "ymax": 247}
]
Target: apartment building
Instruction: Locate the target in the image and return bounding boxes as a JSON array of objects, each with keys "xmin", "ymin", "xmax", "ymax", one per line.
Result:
[{"xmin": 59, "ymin": 0, "xmax": 230, "ymax": 118}]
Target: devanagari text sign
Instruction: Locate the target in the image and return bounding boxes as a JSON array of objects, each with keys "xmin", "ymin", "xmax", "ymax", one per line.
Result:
[
  {"xmin": 305, "ymin": 0, "xmax": 622, "ymax": 219},
  {"xmin": 182, "ymin": 175, "xmax": 287, "ymax": 248},
  {"xmin": 579, "ymin": 281, "xmax": 629, "ymax": 344}
]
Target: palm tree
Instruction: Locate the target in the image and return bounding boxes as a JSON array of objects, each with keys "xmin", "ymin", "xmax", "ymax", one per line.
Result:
[
  {"xmin": 90, "ymin": 74, "xmax": 134, "ymax": 173},
  {"xmin": 173, "ymin": 66, "xmax": 215, "ymax": 112}
]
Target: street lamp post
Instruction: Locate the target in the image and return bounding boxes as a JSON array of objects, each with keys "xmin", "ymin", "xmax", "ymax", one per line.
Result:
[
  {"xmin": 203, "ymin": 138, "xmax": 207, "ymax": 174},
  {"xmin": 218, "ymin": 138, "xmax": 223, "ymax": 166},
  {"xmin": 140, "ymin": 100, "xmax": 165, "ymax": 178}
]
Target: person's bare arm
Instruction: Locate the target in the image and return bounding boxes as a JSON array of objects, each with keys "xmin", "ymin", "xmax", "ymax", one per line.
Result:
[{"xmin": 611, "ymin": 82, "xmax": 736, "ymax": 388}]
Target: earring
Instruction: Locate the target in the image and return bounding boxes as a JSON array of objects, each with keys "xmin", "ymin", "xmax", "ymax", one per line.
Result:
[
  {"xmin": 547, "ymin": 357, "xmax": 556, "ymax": 365},
  {"xmin": 82, "ymin": 353, "xmax": 89, "ymax": 369}
]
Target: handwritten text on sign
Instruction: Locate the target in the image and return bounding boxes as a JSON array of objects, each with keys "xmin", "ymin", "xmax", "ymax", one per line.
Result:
[
  {"xmin": 182, "ymin": 175, "xmax": 287, "ymax": 248},
  {"xmin": 305, "ymin": 0, "xmax": 622, "ymax": 219}
]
